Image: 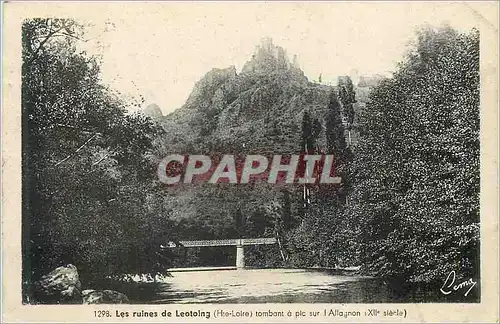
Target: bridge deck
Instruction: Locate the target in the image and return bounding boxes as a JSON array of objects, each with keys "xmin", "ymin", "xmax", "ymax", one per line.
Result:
[
  {"xmin": 167, "ymin": 266, "xmax": 237, "ymax": 272},
  {"xmin": 174, "ymin": 237, "xmax": 276, "ymax": 247}
]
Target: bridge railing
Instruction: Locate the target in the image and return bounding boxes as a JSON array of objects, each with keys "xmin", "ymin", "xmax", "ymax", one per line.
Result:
[{"xmin": 163, "ymin": 238, "xmax": 277, "ymax": 248}]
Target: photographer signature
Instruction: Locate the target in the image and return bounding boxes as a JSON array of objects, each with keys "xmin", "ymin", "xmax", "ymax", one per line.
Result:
[{"xmin": 440, "ymin": 270, "xmax": 477, "ymax": 297}]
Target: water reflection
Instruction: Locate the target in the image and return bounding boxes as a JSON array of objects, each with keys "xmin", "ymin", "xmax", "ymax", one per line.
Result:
[{"xmin": 116, "ymin": 269, "xmax": 479, "ymax": 304}]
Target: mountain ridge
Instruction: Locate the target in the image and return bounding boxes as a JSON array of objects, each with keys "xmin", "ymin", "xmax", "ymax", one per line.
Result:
[{"xmin": 155, "ymin": 37, "xmax": 336, "ymax": 157}]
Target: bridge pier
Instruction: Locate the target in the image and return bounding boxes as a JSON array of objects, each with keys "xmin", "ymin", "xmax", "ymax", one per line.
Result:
[
  {"xmin": 167, "ymin": 238, "xmax": 276, "ymax": 270},
  {"xmin": 236, "ymin": 244, "xmax": 245, "ymax": 269}
]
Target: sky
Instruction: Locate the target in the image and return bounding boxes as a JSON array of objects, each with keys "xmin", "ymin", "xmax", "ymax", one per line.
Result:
[{"xmin": 78, "ymin": 2, "xmax": 482, "ymax": 114}]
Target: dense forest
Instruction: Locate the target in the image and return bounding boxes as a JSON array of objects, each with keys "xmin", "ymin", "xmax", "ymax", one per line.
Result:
[
  {"xmin": 22, "ymin": 19, "xmax": 173, "ymax": 286},
  {"xmin": 22, "ymin": 19, "xmax": 479, "ymax": 301}
]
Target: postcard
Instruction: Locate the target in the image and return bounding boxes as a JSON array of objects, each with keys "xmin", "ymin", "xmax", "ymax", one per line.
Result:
[{"xmin": 2, "ymin": 1, "xmax": 498, "ymax": 323}]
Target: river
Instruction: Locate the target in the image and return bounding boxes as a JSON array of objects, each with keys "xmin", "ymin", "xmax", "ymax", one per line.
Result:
[{"xmin": 112, "ymin": 268, "xmax": 478, "ymax": 304}]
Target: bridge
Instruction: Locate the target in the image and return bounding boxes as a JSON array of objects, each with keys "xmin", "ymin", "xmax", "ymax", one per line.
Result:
[{"xmin": 161, "ymin": 238, "xmax": 277, "ymax": 269}]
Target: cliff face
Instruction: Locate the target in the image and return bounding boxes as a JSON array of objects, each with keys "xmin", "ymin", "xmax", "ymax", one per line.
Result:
[{"xmin": 158, "ymin": 38, "xmax": 333, "ymax": 156}]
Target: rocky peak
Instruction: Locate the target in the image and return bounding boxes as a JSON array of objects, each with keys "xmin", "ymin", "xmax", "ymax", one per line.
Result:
[
  {"xmin": 174, "ymin": 39, "xmax": 308, "ymax": 118},
  {"xmin": 242, "ymin": 37, "xmax": 299, "ymax": 75}
]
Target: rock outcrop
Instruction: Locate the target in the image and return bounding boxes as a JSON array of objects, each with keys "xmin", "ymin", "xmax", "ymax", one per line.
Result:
[
  {"xmin": 184, "ymin": 66, "xmax": 237, "ymax": 110},
  {"xmin": 32, "ymin": 265, "xmax": 129, "ymax": 304},
  {"xmin": 33, "ymin": 264, "xmax": 82, "ymax": 304},
  {"xmin": 82, "ymin": 289, "xmax": 130, "ymax": 304},
  {"xmin": 241, "ymin": 37, "xmax": 302, "ymax": 76},
  {"xmin": 157, "ymin": 37, "xmax": 322, "ymax": 154}
]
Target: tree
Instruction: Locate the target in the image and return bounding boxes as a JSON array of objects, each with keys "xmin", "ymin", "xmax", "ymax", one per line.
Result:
[
  {"xmin": 338, "ymin": 76, "xmax": 356, "ymax": 129},
  {"xmin": 324, "ymin": 91, "xmax": 352, "ymax": 203},
  {"xmin": 281, "ymin": 93, "xmax": 357, "ymax": 269},
  {"xmin": 301, "ymin": 111, "xmax": 313, "ymax": 152},
  {"xmin": 348, "ymin": 26, "xmax": 480, "ymax": 283},
  {"xmin": 22, "ymin": 19, "xmax": 171, "ymax": 298},
  {"xmin": 234, "ymin": 208, "xmax": 246, "ymax": 238},
  {"xmin": 325, "ymin": 92, "xmax": 349, "ymax": 165}
]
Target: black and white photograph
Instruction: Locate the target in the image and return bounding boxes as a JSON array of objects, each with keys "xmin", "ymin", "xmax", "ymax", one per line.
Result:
[{"xmin": 2, "ymin": 1, "xmax": 499, "ymax": 322}]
